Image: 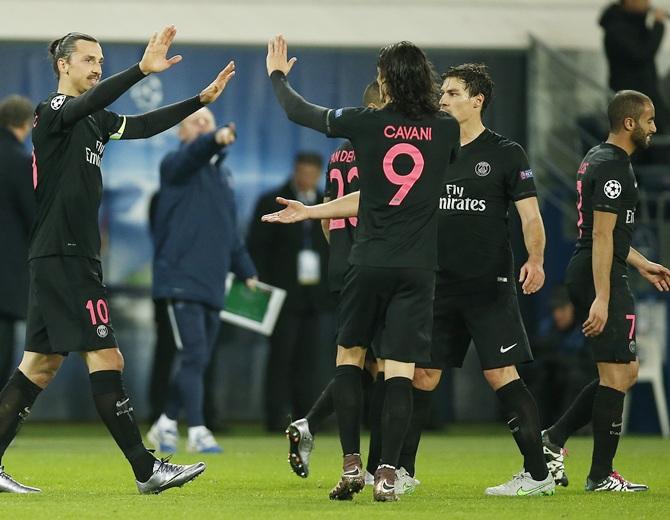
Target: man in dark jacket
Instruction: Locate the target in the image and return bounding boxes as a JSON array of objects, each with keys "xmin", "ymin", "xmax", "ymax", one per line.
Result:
[
  {"xmin": 148, "ymin": 107, "xmax": 256, "ymax": 453},
  {"xmin": 0, "ymin": 95, "xmax": 35, "ymax": 389},
  {"xmin": 600, "ymin": 1, "xmax": 669, "ymax": 130},
  {"xmin": 248, "ymin": 152, "xmax": 331, "ymax": 431}
]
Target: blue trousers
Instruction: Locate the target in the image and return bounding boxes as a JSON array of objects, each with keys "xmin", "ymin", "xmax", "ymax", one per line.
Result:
[{"xmin": 164, "ymin": 300, "xmax": 220, "ymax": 426}]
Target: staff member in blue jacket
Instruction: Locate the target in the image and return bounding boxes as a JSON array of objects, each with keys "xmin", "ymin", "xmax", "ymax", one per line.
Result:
[{"xmin": 148, "ymin": 107, "xmax": 256, "ymax": 454}]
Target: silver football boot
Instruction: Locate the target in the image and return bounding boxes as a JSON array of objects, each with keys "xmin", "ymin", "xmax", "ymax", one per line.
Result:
[
  {"xmin": 0, "ymin": 466, "xmax": 41, "ymax": 493},
  {"xmin": 286, "ymin": 418, "xmax": 314, "ymax": 478},
  {"xmin": 136, "ymin": 457, "xmax": 206, "ymax": 494}
]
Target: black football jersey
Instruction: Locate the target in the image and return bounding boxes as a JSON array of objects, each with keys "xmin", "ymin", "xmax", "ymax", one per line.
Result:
[
  {"xmin": 30, "ymin": 93, "xmax": 124, "ymax": 260},
  {"xmin": 573, "ymin": 143, "xmax": 638, "ymax": 272},
  {"xmin": 437, "ymin": 129, "xmax": 537, "ymax": 294},
  {"xmin": 324, "ymin": 140, "xmax": 359, "ymax": 291},
  {"xmin": 327, "ymin": 106, "xmax": 460, "ymax": 270}
]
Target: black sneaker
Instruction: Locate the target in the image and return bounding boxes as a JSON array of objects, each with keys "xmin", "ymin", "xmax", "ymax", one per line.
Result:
[
  {"xmin": 329, "ymin": 454, "xmax": 365, "ymax": 500},
  {"xmin": 541, "ymin": 430, "xmax": 569, "ymax": 487},
  {"xmin": 286, "ymin": 418, "xmax": 313, "ymax": 478},
  {"xmin": 585, "ymin": 471, "xmax": 648, "ymax": 492},
  {"xmin": 136, "ymin": 457, "xmax": 206, "ymax": 494}
]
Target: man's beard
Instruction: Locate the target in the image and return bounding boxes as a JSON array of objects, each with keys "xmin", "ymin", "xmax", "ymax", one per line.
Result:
[{"xmin": 631, "ymin": 126, "xmax": 650, "ymax": 150}]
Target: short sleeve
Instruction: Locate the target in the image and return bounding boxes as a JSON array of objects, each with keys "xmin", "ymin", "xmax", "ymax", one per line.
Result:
[
  {"xmin": 504, "ymin": 143, "xmax": 537, "ymax": 201},
  {"xmin": 326, "ymin": 107, "xmax": 366, "ymax": 138},
  {"xmin": 591, "ymin": 160, "xmax": 629, "ymax": 214}
]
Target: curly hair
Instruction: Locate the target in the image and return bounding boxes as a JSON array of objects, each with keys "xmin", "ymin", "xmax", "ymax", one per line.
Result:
[{"xmin": 377, "ymin": 41, "xmax": 439, "ymax": 119}]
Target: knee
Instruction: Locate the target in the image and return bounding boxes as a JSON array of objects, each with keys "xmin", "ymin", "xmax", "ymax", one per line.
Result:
[
  {"xmin": 627, "ymin": 360, "xmax": 639, "ymax": 388},
  {"xmin": 413, "ymin": 368, "xmax": 441, "ymax": 391},
  {"xmin": 18, "ymin": 356, "xmax": 61, "ymax": 388},
  {"xmin": 483, "ymin": 365, "xmax": 519, "ymax": 391}
]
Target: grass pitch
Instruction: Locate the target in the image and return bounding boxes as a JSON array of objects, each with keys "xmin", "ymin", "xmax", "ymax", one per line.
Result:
[{"xmin": 1, "ymin": 423, "xmax": 669, "ymax": 519}]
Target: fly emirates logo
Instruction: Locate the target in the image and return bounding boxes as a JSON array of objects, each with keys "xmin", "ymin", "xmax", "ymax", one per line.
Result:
[
  {"xmin": 86, "ymin": 140, "xmax": 105, "ymax": 167},
  {"xmin": 439, "ymin": 184, "xmax": 486, "ymax": 212}
]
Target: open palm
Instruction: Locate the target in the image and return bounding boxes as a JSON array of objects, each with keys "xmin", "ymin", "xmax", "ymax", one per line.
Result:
[{"xmin": 139, "ymin": 25, "xmax": 183, "ymax": 74}]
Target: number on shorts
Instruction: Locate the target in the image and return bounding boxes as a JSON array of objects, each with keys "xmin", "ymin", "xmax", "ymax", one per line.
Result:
[
  {"xmin": 86, "ymin": 299, "xmax": 110, "ymax": 325},
  {"xmin": 383, "ymin": 143, "xmax": 424, "ymax": 206},
  {"xmin": 625, "ymin": 314, "xmax": 636, "ymax": 340}
]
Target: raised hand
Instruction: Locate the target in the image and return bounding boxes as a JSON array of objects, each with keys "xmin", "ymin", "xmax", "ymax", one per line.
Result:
[
  {"xmin": 139, "ymin": 25, "xmax": 182, "ymax": 75},
  {"xmin": 261, "ymin": 197, "xmax": 310, "ymax": 224},
  {"xmin": 266, "ymin": 35, "xmax": 297, "ymax": 77},
  {"xmin": 199, "ymin": 61, "xmax": 236, "ymax": 105}
]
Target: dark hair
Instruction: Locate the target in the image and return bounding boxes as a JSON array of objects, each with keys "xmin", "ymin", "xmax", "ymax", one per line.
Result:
[
  {"xmin": 377, "ymin": 41, "xmax": 439, "ymax": 119},
  {"xmin": 0, "ymin": 95, "xmax": 34, "ymax": 128},
  {"xmin": 608, "ymin": 90, "xmax": 652, "ymax": 131},
  {"xmin": 48, "ymin": 32, "xmax": 99, "ymax": 78},
  {"xmin": 362, "ymin": 80, "xmax": 382, "ymax": 107},
  {"xmin": 443, "ymin": 63, "xmax": 495, "ymax": 114},
  {"xmin": 294, "ymin": 151, "xmax": 323, "ymax": 170}
]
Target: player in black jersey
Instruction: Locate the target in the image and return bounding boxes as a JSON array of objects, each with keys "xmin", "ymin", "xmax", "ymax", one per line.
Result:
[
  {"xmin": 542, "ymin": 90, "xmax": 670, "ymax": 493},
  {"xmin": 0, "ymin": 27, "xmax": 235, "ymax": 494},
  {"xmin": 264, "ymin": 35, "xmax": 460, "ymax": 501},
  {"xmin": 403, "ymin": 64, "xmax": 554, "ymax": 497},
  {"xmin": 285, "ymin": 81, "xmax": 383, "ymax": 480}
]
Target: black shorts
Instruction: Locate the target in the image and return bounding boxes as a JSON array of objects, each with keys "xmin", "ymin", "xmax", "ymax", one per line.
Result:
[
  {"xmin": 25, "ymin": 256, "xmax": 117, "ymax": 355},
  {"xmin": 428, "ymin": 276, "xmax": 532, "ymax": 370},
  {"xmin": 566, "ymin": 258, "xmax": 636, "ymax": 363},
  {"xmin": 337, "ymin": 265, "xmax": 434, "ymax": 364}
]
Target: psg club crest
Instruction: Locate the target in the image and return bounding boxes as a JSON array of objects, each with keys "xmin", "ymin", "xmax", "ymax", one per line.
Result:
[
  {"xmin": 604, "ymin": 179, "xmax": 622, "ymax": 199},
  {"xmin": 96, "ymin": 325, "xmax": 109, "ymax": 338},
  {"xmin": 474, "ymin": 161, "xmax": 491, "ymax": 177}
]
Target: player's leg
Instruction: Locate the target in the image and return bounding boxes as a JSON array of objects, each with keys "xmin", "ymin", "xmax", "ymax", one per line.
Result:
[
  {"xmin": 585, "ymin": 359, "xmax": 646, "ymax": 491},
  {"xmin": 394, "ymin": 367, "xmax": 441, "ymax": 494},
  {"xmin": 0, "ymin": 351, "xmax": 62, "ymax": 493},
  {"xmin": 373, "ymin": 359, "xmax": 414, "ymax": 502},
  {"xmin": 328, "ymin": 345, "xmax": 367, "ymax": 500},
  {"xmin": 372, "ymin": 268, "xmax": 434, "ymax": 502},
  {"xmin": 328, "ymin": 265, "xmax": 387, "ymax": 500},
  {"xmin": 541, "ymin": 280, "xmax": 596, "ymax": 484},
  {"xmin": 365, "ymin": 358, "xmax": 385, "ymax": 481},
  {"xmin": 84, "ymin": 347, "xmax": 206, "ymax": 493},
  {"xmin": 465, "ymin": 284, "xmax": 553, "ymax": 496}
]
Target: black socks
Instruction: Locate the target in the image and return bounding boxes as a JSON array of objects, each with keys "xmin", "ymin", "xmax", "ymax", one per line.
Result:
[
  {"xmin": 305, "ymin": 379, "xmax": 335, "ymax": 435},
  {"xmin": 89, "ymin": 370, "xmax": 156, "ymax": 482},
  {"xmin": 496, "ymin": 379, "xmax": 548, "ymax": 481},
  {"xmin": 546, "ymin": 378, "xmax": 599, "ymax": 447},
  {"xmin": 398, "ymin": 387, "xmax": 432, "ymax": 477},
  {"xmin": 379, "ymin": 377, "xmax": 413, "ymax": 468},
  {"xmin": 0, "ymin": 370, "xmax": 42, "ymax": 463},
  {"xmin": 589, "ymin": 385, "xmax": 625, "ymax": 483},
  {"xmin": 332, "ymin": 365, "xmax": 363, "ymax": 456}
]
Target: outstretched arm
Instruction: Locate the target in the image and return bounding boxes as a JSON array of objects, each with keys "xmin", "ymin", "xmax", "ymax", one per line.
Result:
[
  {"xmin": 61, "ymin": 25, "xmax": 183, "ymax": 127},
  {"xmin": 262, "ymin": 191, "xmax": 360, "ymax": 224},
  {"xmin": 267, "ymin": 35, "xmax": 329, "ymax": 133},
  {"xmin": 115, "ymin": 62, "xmax": 236, "ymax": 140}
]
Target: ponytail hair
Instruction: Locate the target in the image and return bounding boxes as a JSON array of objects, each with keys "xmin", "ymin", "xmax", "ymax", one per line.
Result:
[{"xmin": 48, "ymin": 32, "xmax": 98, "ymax": 78}]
